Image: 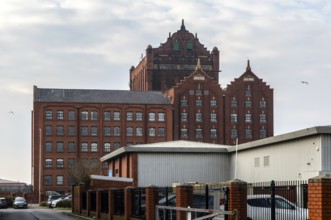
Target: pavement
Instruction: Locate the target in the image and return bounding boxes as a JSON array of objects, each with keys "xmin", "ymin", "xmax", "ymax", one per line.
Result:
[{"xmin": 28, "ymin": 204, "xmax": 95, "ymax": 220}]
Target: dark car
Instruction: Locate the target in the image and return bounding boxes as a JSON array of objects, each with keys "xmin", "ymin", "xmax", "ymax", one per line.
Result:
[
  {"xmin": 47, "ymin": 195, "xmax": 64, "ymax": 208},
  {"xmin": 13, "ymin": 197, "xmax": 27, "ymax": 209},
  {"xmin": 0, "ymin": 198, "xmax": 8, "ymax": 208}
]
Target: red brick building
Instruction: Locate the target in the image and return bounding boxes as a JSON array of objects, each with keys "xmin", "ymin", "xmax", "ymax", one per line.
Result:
[
  {"xmin": 130, "ymin": 20, "xmax": 273, "ymax": 145},
  {"xmin": 129, "ymin": 20, "xmax": 219, "ymax": 92},
  {"xmin": 31, "ymin": 20, "xmax": 273, "ymax": 200},
  {"xmin": 32, "ymin": 88, "xmax": 173, "ymax": 197}
]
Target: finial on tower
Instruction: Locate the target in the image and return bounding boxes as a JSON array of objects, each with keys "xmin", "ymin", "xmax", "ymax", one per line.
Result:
[
  {"xmin": 181, "ymin": 19, "xmax": 186, "ymax": 30},
  {"xmin": 246, "ymin": 59, "xmax": 251, "ymax": 71},
  {"xmin": 196, "ymin": 58, "xmax": 201, "ymax": 70}
]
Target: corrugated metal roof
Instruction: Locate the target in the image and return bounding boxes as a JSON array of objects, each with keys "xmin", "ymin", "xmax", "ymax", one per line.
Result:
[
  {"xmin": 132, "ymin": 140, "xmax": 229, "ymax": 148},
  {"xmin": 33, "ymin": 86, "xmax": 171, "ymax": 104},
  {"xmin": 100, "ymin": 140, "xmax": 230, "ymax": 162},
  {"xmin": 227, "ymin": 126, "xmax": 331, "ymax": 152}
]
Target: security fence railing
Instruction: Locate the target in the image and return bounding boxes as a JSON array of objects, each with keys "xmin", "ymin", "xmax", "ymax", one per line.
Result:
[
  {"xmin": 131, "ymin": 187, "xmax": 146, "ymax": 219},
  {"xmin": 247, "ymin": 180, "xmax": 308, "ymax": 220},
  {"xmin": 113, "ymin": 189, "xmax": 124, "ymax": 215},
  {"xmin": 0, "ymin": 185, "xmax": 33, "ymax": 193}
]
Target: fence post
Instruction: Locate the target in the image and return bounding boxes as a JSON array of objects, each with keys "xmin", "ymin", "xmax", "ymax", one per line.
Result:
[
  {"xmin": 145, "ymin": 185, "xmax": 158, "ymax": 220},
  {"xmin": 124, "ymin": 186, "xmax": 133, "ymax": 220},
  {"xmin": 308, "ymin": 174, "xmax": 331, "ymax": 220},
  {"xmin": 270, "ymin": 180, "xmax": 275, "ymax": 220},
  {"xmin": 176, "ymin": 185, "xmax": 193, "ymax": 220},
  {"xmin": 225, "ymin": 179, "xmax": 247, "ymax": 220}
]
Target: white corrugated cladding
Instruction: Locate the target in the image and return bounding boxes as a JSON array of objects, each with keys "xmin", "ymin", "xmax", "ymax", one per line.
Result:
[
  {"xmin": 230, "ymin": 135, "xmax": 322, "ymax": 182},
  {"xmin": 137, "ymin": 153, "xmax": 230, "ymax": 187},
  {"xmin": 321, "ymin": 134, "xmax": 331, "ymax": 172}
]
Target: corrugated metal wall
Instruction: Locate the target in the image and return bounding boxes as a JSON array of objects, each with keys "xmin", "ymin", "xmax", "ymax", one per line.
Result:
[
  {"xmin": 137, "ymin": 153, "xmax": 230, "ymax": 187},
  {"xmin": 321, "ymin": 134, "xmax": 331, "ymax": 172}
]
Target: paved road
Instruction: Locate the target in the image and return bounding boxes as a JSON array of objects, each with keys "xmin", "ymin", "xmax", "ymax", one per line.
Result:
[{"xmin": 0, "ymin": 205, "xmax": 84, "ymax": 220}]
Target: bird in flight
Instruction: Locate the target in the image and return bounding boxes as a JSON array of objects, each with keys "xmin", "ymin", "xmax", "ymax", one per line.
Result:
[
  {"xmin": 8, "ymin": 111, "xmax": 14, "ymax": 114},
  {"xmin": 301, "ymin": 81, "xmax": 309, "ymax": 85}
]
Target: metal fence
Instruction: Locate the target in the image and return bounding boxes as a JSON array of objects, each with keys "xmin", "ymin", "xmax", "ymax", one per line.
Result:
[
  {"xmin": 101, "ymin": 190, "xmax": 109, "ymax": 213},
  {"xmin": 0, "ymin": 185, "xmax": 33, "ymax": 193},
  {"xmin": 131, "ymin": 188, "xmax": 146, "ymax": 219},
  {"xmin": 156, "ymin": 184, "xmax": 228, "ymax": 220},
  {"xmin": 113, "ymin": 189, "xmax": 124, "ymax": 215},
  {"xmin": 247, "ymin": 180, "xmax": 308, "ymax": 220}
]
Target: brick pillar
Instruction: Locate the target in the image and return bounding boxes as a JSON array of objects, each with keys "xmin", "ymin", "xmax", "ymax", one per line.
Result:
[
  {"xmin": 308, "ymin": 174, "xmax": 331, "ymax": 220},
  {"xmin": 176, "ymin": 185, "xmax": 193, "ymax": 220},
  {"xmin": 145, "ymin": 186, "xmax": 158, "ymax": 220},
  {"xmin": 124, "ymin": 187, "xmax": 133, "ymax": 220},
  {"xmin": 226, "ymin": 179, "xmax": 247, "ymax": 220}
]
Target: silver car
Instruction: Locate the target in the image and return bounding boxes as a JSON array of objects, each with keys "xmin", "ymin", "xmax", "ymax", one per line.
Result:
[{"xmin": 247, "ymin": 194, "xmax": 308, "ymax": 220}]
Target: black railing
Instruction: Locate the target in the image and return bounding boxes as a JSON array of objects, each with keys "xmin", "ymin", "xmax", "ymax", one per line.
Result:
[
  {"xmin": 248, "ymin": 180, "xmax": 308, "ymax": 220},
  {"xmin": 101, "ymin": 190, "xmax": 109, "ymax": 213},
  {"xmin": 131, "ymin": 188, "xmax": 146, "ymax": 219},
  {"xmin": 113, "ymin": 189, "xmax": 124, "ymax": 215},
  {"xmin": 81, "ymin": 192, "xmax": 87, "ymax": 210},
  {"xmin": 90, "ymin": 191, "xmax": 96, "ymax": 212}
]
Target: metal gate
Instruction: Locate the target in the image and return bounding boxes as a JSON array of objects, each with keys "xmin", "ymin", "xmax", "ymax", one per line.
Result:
[{"xmin": 156, "ymin": 205, "xmax": 238, "ymax": 220}]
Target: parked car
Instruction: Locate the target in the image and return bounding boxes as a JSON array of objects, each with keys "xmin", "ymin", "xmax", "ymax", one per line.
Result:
[
  {"xmin": 47, "ymin": 195, "xmax": 64, "ymax": 208},
  {"xmin": 247, "ymin": 194, "xmax": 308, "ymax": 220},
  {"xmin": 0, "ymin": 197, "xmax": 8, "ymax": 208},
  {"xmin": 51, "ymin": 195, "xmax": 72, "ymax": 208},
  {"xmin": 13, "ymin": 197, "xmax": 27, "ymax": 209}
]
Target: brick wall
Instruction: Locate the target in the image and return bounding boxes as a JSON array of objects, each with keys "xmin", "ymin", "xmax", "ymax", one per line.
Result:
[
  {"xmin": 308, "ymin": 174, "xmax": 331, "ymax": 220},
  {"xmin": 226, "ymin": 179, "xmax": 247, "ymax": 220}
]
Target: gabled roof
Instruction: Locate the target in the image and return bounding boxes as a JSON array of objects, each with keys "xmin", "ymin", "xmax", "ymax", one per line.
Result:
[
  {"xmin": 100, "ymin": 140, "xmax": 229, "ymax": 162},
  {"xmin": 33, "ymin": 86, "xmax": 171, "ymax": 104}
]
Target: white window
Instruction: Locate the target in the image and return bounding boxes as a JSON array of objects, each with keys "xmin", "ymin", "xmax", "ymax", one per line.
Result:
[
  {"xmin": 114, "ymin": 127, "xmax": 120, "ymax": 136},
  {"xmin": 91, "ymin": 143, "xmax": 98, "ymax": 152},
  {"xmin": 56, "ymin": 176, "xmax": 64, "ymax": 185},
  {"xmin": 196, "ymin": 113, "xmax": 203, "ymax": 122},
  {"xmin": 245, "ymin": 114, "xmax": 252, "ymax": 123},
  {"xmin": 231, "ymin": 114, "xmax": 237, "ymax": 123},
  {"xmin": 149, "ymin": 127, "xmax": 155, "ymax": 136},
  {"xmin": 149, "ymin": 112, "xmax": 155, "ymax": 121},
  {"xmin": 56, "ymin": 159, "xmax": 64, "ymax": 168},
  {"xmin": 81, "ymin": 143, "xmax": 88, "ymax": 152},
  {"xmin": 158, "ymin": 112, "xmax": 165, "ymax": 121},
  {"xmin": 136, "ymin": 112, "xmax": 143, "ymax": 121},
  {"xmin": 81, "ymin": 111, "xmax": 88, "ymax": 120},
  {"xmin": 126, "ymin": 127, "xmax": 133, "ymax": 136},
  {"xmin": 264, "ymin": 156, "xmax": 270, "ymax": 167},
  {"xmin": 136, "ymin": 127, "xmax": 143, "ymax": 136},
  {"xmin": 104, "ymin": 143, "xmax": 111, "ymax": 152},
  {"xmin": 104, "ymin": 111, "xmax": 111, "ymax": 120},
  {"xmin": 45, "ymin": 110, "xmax": 52, "ymax": 120},
  {"xmin": 91, "ymin": 111, "xmax": 98, "ymax": 120},
  {"xmin": 45, "ymin": 159, "xmax": 52, "ymax": 168},
  {"xmin": 114, "ymin": 112, "xmax": 120, "ymax": 120},
  {"xmin": 57, "ymin": 110, "xmax": 64, "ymax": 120}
]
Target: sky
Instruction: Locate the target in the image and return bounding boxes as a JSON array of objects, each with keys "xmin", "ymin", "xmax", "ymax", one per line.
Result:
[{"xmin": 0, "ymin": 0, "xmax": 331, "ymax": 184}]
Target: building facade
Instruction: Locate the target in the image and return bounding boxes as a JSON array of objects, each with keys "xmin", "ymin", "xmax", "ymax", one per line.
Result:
[
  {"xmin": 129, "ymin": 20, "xmax": 219, "ymax": 92},
  {"xmin": 32, "ymin": 20, "xmax": 273, "ymax": 200},
  {"xmin": 32, "ymin": 87, "xmax": 173, "ymax": 197},
  {"xmin": 130, "ymin": 20, "xmax": 273, "ymax": 145}
]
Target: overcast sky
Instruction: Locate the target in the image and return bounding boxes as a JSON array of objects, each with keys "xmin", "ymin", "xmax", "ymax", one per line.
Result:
[{"xmin": 1, "ymin": 0, "xmax": 331, "ymax": 184}]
